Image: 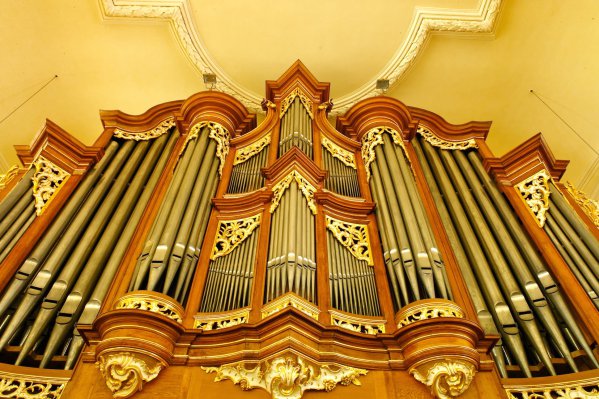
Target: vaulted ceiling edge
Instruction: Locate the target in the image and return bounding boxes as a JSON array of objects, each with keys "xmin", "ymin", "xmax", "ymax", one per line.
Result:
[{"xmin": 99, "ymin": 0, "xmax": 502, "ymax": 115}]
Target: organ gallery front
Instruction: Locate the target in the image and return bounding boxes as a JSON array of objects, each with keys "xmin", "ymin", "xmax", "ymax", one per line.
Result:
[{"xmin": 0, "ymin": 61, "xmax": 597, "ymax": 399}]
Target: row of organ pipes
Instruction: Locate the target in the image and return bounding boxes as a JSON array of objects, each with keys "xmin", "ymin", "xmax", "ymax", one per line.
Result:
[{"xmin": 0, "ymin": 86, "xmax": 596, "ymax": 383}]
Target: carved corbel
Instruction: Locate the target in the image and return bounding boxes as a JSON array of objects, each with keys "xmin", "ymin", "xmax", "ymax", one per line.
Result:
[
  {"xmin": 410, "ymin": 359, "xmax": 476, "ymax": 399},
  {"xmin": 96, "ymin": 352, "xmax": 163, "ymax": 399}
]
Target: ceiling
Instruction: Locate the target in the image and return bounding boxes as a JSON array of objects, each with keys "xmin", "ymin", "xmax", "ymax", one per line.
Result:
[{"xmin": 1, "ymin": 0, "xmax": 598, "ymax": 196}]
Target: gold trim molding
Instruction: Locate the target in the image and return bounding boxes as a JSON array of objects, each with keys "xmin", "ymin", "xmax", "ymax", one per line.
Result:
[
  {"xmin": 202, "ymin": 351, "xmax": 367, "ymax": 399},
  {"xmin": 0, "ymin": 165, "xmax": 20, "ymax": 190},
  {"xmin": 361, "ymin": 126, "xmax": 405, "ymax": 181},
  {"xmin": 326, "ymin": 216, "xmax": 373, "ymax": 265},
  {"xmin": 113, "ymin": 117, "xmax": 175, "ymax": 141},
  {"xmin": 396, "ymin": 300, "xmax": 464, "ymax": 329},
  {"xmin": 234, "ymin": 133, "xmax": 271, "ymax": 165},
  {"xmin": 280, "ymin": 87, "xmax": 314, "ymax": 120},
  {"xmin": 514, "ymin": 170, "xmax": 551, "ymax": 227},
  {"xmin": 194, "ymin": 308, "xmax": 249, "ymax": 330},
  {"xmin": 114, "ymin": 293, "xmax": 183, "ymax": 323},
  {"xmin": 410, "ymin": 360, "xmax": 476, "ymax": 399},
  {"xmin": 565, "ymin": 181, "xmax": 599, "ymax": 229},
  {"xmin": 210, "ymin": 213, "xmax": 261, "ymax": 260},
  {"xmin": 96, "ymin": 352, "xmax": 162, "ymax": 399},
  {"xmin": 0, "ymin": 372, "xmax": 68, "ymax": 399},
  {"xmin": 321, "ymin": 136, "xmax": 357, "ymax": 169},
  {"xmin": 262, "ymin": 293, "xmax": 320, "ymax": 321},
  {"xmin": 504, "ymin": 374, "xmax": 599, "ymax": 399},
  {"xmin": 32, "ymin": 156, "xmax": 69, "ymax": 216},
  {"xmin": 330, "ymin": 311, "xmax": 385, "ymax": 335},
  {"xmin": 270, "ymin": 170, "xmax": 317, "ymax": 215},
  {"xmin": 417, "ymin": 126, "xmax": 478, "ymax": 151}
]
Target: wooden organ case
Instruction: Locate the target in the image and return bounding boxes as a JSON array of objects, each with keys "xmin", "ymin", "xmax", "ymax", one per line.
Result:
[{"xmin": 0, "ymin": 61, "xmax": 598, "ymax": 399}]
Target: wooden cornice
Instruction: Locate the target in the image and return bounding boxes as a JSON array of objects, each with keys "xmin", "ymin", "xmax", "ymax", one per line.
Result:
[
  {"xmin": 263, "ymin": 147, "xmax": 327, "ymax": 184},
  {"xmin": 214, "ymin": 189, "xmax": 272, "ymax": 215},
  {"xmin": 484, "ymin": 133, "xmax": 569, "ymax": 185},
  {"xmin": 408, "ymin": 106, "xmax": 491, "ymax": 142},
  {"xmin": 336, "ymin": 96, "xmax": 417, "ymax": 141},
  {"xmin": 177, "ymin": 91, "xmax": 256, "ymax": 137},
  {"xmin": 316, "ymin": 191, "xmax": 374, "ymax": 221},
  {"xmin": 230, "ymin": 105, "xmax": 278, "ymax": 147},
  {"xmin": 100, "ymin": 100, "xmax": 183, "ymax": 132},
  {"xmin": 315, "ymin": 108, "xmax": 361, "ymax": 151},
  {"xmin": 14, "ymin": 119, "xmax": 102, "ymax": 174},
  {"xmin": 265, "ymin": 60, "xmax": 330, "ymax": 103}
]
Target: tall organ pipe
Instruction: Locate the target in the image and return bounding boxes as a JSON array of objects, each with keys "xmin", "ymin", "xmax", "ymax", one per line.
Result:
[
  {"xmin": 279, "ymin": 98, "xmax": 312, "ymax": 159},
  {"xmin": 227, "ymin": 144, "xmax": 268, "ymax": 194},
  {"xmin": 0, "ymin": 167, "xmax": 35, "ymax": 221},
  {"xmin": 322, "ymin": 149, "xmax": 360, "ymax": 197}
]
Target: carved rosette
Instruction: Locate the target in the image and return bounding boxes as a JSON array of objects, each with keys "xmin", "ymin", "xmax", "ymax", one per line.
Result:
[
  {"xmin": 210, "ymin": 213, "xmax": 261, "ymax": 260},
  {"xmin": 0, "ymin": 165, "xmax": 20, "ymax": 190},
  {"xmin": 280, "ymin": 87, "xmax": 314, "ymax": 119},
  {"xmin": 321, "ymin": 136, "xmax": 356, "ymax": 169},
  {"xmin": 325, "ymin": 216, "xmax": 373, "ymax": 265},
  {"xmin": 410, "ymin": 360, "xmax": 476, "ymax": 399},
  {"xmin": 270, "ymin": 170, "xmax": 317, "ymax": 215},
  {"xmin": 514, "ymin": 170, "xmax": 551, "ymax": 227},
  {"xmin": 180, "ymin": 121, "xmax": 230, "ymax": 176},
  {"xmin": 202, "ymin": 352, "xmax": 367, "ymax": 399},
  {"xmin": 113, "ymin": 117, "xmax": 175, "ymax": 141},
  {"xmin": 31, "ymin": 156, "xmax": 69, "ymax": 215},
  {"xmin": 417, "ymin": 126, "xmax": 478, "ymax": 151},
  {"xmin": 361, "ymin": 126, "xmax": 405, "ymax": 181},
  {"xmin": 96, "ymin": 352, "xmax": 163, "ymax": 399},
  {"xmin": 115, "ymin": 292, "xmax": 183, "ymax": 323},
  {"xmin": 565, "ymin": 181, "xmax": 599, "ymax": 228},
  {"xmin": 234, "ymin": 133, "xmax": 271, "ymax": 165}
]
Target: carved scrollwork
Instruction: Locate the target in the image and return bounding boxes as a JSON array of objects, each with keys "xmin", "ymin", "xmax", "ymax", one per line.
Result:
[
  {"xmin": 396, "ymin": 300, "xmax": 464, "ymax": 328},
  {"xmin": 514, "ymin": 170, "xmax": 551, "ymax": 227},
  {"xmin": 202, "ymin": 352, "xmax": 367, "ymax": 399},
  {"xmin": 32, "ymin": 156, "xmax": 69, "ymax": 216},
  {"xmin": 261, "ymin": 293, "xmax": 320, "ymax": 320},
  {"xmin": 417, "ymin": 126, "xmax": 477, "ymax": 151},
  {"xmin": 411, "ymin": 360, "xmax": 476, "ymax": 399},
  {"xmin": 321, "ymin": 136, "xmax": 356, "ymax": 169},
  {"xmin": 0, "ymin": 165, "xmax": 20, "ymax": 190},
  {"xmin": 194, "ymin": 309, "xmax": 249, "ymax": 330},
  {"xmin": 0, "ymin": 377, "xmax": 66, "ymax": 399},
  {"xmin": 96, "ymin": 352, "xmax": 162, "ymax": 399},
  {"xmin": 113, "ymin": 117, "xmax": 175, "ymax": 141},
  {"xmin": 361, "ymin": 126, "xmax": 406, "ymax": 181},
  {"xmin": 180, "ymin": 121, "xmax": 230, "ymax": 176},
  {"xmin": 330, "ymin": 312, "xmax": 385, "ymax": 335},
  {"xmin": 505, "ymin": 378, "xmax": 599, "ymax": 399},
  {"xmin": 211, "ymin": 213, "xmax": 261, "ymax": 260},
  {"xmin": 270, "ymin": 170, "xmax": 317, "ymax": 215},
  {"xmin": 565, "ymin": 181, "xmax": 599, "ymax": 228},
  {"xmin": 234, "ymin": 133, "xmax": 271, "ymax": 165},
  {"xmin": 280, "ymin": 87, "xmax": 314, "ymax": 120},
  {"xmin": 325, "ymin": 216, "xmax": 373, "ymax": 265},
  {"xmin": 115, "ymin": 294, "xmax": 183, "ymax": 323}
]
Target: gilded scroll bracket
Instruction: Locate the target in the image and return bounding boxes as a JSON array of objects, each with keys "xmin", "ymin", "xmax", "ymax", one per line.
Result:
[
  {"xmin": 410, "ymin": 359, "xmax": 476, "ymax": 399},
  {"xmin": 96, "ymin": 352, "xmax": 163, "ymax": 399},
  {"xmin": 32, "ymin": 156, "xmax": 69, "ymax": 216},
  {"xmin": 514, "ymin": 169, "xmax": 551, "ymax": 227}
]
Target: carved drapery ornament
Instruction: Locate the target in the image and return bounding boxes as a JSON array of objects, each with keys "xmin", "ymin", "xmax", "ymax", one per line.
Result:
[
  {"xmin": 202, "ymin": 352, "xmax": 367, "ymax": 399},
  {"xmin": 564, "ymin": 182, "xmax": 599, "ymax": 228},
  {"xmin": 0, "ymin": 375, "xmax": 67, "ymax": 399},
  {"xmin": 194, "ymin": 308, "xmax": 249, "ymax": 330},
  {"xmin": 361, "ymin": 126, "xmax": 406, "ymax": 181},
  {"xmin": 270, "ymin": 170, "xmax": 317, "ymax": 215},
  {"xmin": 396, "ymin": 300, "xmax": 464, "ymax": 329},
  {"xmin": 96, "ymin": 352, "xmax": 162, "ymax": 399},
  {"xmin": 330, "ymin": 311, "xmax": 385, "ymax": 335},
  {"xmin": 115, "ymin": 294, "xmax": 183, "ymax": 323},
  {"xmin": 234, "ymin": 133, "xmax": 271, "ymax": 165},
  {"xmin": 280, "ymin": 87, "xmax": 314, "ymax": 120},
  {"xmin": 325, "ymin": 216, "xmax": 373, "ymax": 265},
  {"xmin": 0, "ymin": 165, "xmax": 20, "ymax": 190},
  {"xmin": 411, "ymin": 360, "xmax": 476, "ymax": 399},
  {"xmin": 514, "ymin": 170, "xmax": 551, "ymax": 227},
  {"xmin": 321, "ymin": 136, "xmax": 356, "ymax": 169},
  {"xmin": 261, "ymin": 293, "xmax": 320, "ymax": 320},
  {"xmin": 32, "ymin": 156, "xmax": 69, "ymax": 216},
  {"xmin": 113, "ymin": 117, "xmax": 175, "ymax": 141},
  {"xmin": 417, "ymin": 126, "xmax": 477, "ymax": 151},
  {"xmin": 180, "ymin": 121, "xmax": 230, "ymax": 176},
  {"xmin": 210, "ymin": 213, "xmax": 261, "ymax": 260}
]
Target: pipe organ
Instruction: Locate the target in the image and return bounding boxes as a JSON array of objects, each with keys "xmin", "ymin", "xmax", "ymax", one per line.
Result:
[{"xmin": 0, "ymin": 62, "xmax": 597, "ymax": 399}]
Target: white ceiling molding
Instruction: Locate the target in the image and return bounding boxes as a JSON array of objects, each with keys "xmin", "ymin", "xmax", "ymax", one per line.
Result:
[{"xmin": 99, "ymin": 0, "xmax": 502, "ymax": 114}]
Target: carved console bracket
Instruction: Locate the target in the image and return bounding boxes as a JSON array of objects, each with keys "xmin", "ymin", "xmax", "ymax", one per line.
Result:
[
  {"xmin": 113, "ymin": 117, "xmax": 175, "ymax": 141},
  {"xmin": 410, "ymin": 360, "xmax": 476, "ymax": 399},
  {"xmin": 32, "ymin": 155, "xmax": 69, "ymax": 215},
  {"xmin": 202, "ymin": 351, "xmax": 367, "ymax": 399},
  {"xmin": 96, "ymin": 352, "xmax": 163, "ymax": 399},
  {"xmin": 210, "ymin": 213, "xmax": 261, "ymax": 260},
  {"xmin": 514, "ymin": 169, "xmax": 551, "ymax": 227},
  {"xmin": 325, "ymin": 215, "xmax": 373, "ymax": 265}
]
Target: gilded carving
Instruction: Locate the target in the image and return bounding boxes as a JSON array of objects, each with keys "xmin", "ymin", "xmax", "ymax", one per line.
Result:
[
  {"xmin": 396, "ymin": 301, "xmax": 464, "ymax": 329},
  {"xmin": 32, "ymin": 156, "xmax": 69, "ymax": 216},
  {"xmin": 234, "ymin": 133, "xmax": 271, "ymax": 165},
  {"xmin": 180, "ymin": 121, "xmax": 230, "ymax": 176},
  {"xmin": 330, "ymin": 312, "xmax": 385, "ymax": 335},
  {"xmin": 210, "ymin": 213, "xmax": 261, "ymax": 260},
  {"xmin": 113, "ymin": 117, "xmax": 175, "ymax": 141},
  {"xmin": 505, "ymin": 378, "xmax": 599, "ymax": 399},
  {"xmin": 261, "ymin": 293, "xmax": 320, "ymax": 320},
  {"xmin": 0, "ymin": 165, "xmax": 20, "ymax": 190},
  {"xmin": 270, "ymin": 170, "xmax": 317, "ymax": 215},
  {"xmin": 280, "ymin": 87, "xmax": 314, "ymax": 120},
  {"xmin": 326, "ymin": 216, "xmax": 373, "ymax": 265},
  {"xmin": 96, "ymin": 352, "xmax": 162, "ymax": 399},
  {"xmin": 321, "ymin": 136, "xmax": 356, "ymax": 169},
  {"xmin": 115, "ymin": 295, "xmax": 183, "ymax": 323},
  {"xmin": 202, "ymin": 352, "xmax": 367, "ymax": 399},
  {"xmin": 195, "ymin": 309, "xmax": 249, "ymax": 330},
  {"xmin": 411, "ymin": 360, "xmax": 476, "ymax": 399},
  {"xmin": 514, "ymin": 170, "xmax": 551, "ymax": 227},
  {"xmin": 361, "ymin": 126, "xmax": 406, "ymax": 181},
  {"xmin": 417, "ymin": 126, "xmax": 478, "ymax": 151},
  {"xmin": 565, "ymin": 181, "xmax": 599, "ymax": 228},
  {"xmin": 0, "ymin": 377, "xmax": 66, "ymax": 399}
]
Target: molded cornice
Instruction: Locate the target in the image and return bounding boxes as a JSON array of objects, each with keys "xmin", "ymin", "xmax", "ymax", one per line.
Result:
[
  {"xmin": 100, "ymin": 100, "xmax": 184, "ymax": 132},
  {"xmin": 263, "ymin": 147, "xmax": 327, "ymax": 184},
  {"xmin": 408, "ymin": 106, "xmax": 491, "ymax": 142},
  {"xmin": 214, "ymin": 189, "xmax": 272, "ymax": 215},
  {"xmin": 484, "ymin": 133, "xmax": 569, "ymax": 185},
  {"xmin": 315, "ymin": 191, "xmax": 374, "ymax": 222},
  {"xmin": 265, "ymin": 60, "xmax": 330, "ymax": 104}
]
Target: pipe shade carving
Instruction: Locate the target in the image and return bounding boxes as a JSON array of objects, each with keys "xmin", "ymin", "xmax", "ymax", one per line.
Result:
[
  {"xmin": 96, "ymin": 352, "xmax": 162, "ymax": 399},
  {"xmin": 113, "ymin": 118, "xmax": 175, "ymax": 141},
  {"xmin": 270, "ymin": 170, "xmax": 317, "ymax": 214},
  {"xmin": 514, "ymin": 169, "xmax": 551, "ymax": 227},
  {"xmin": 564, "ymin": 181, "xmax": 599, "ymax": 228},
  {"xmin": 32, "ymin": 156, "xmax": 69, "ymax": 215},
  {"xmin": 417, "ymin": 126, "xmax": 477, "ymax": 151},
  {"xmin": 210, "ymin": 214, "xmax": 261, "ymax": 260},
  {"xmin": 0, "ymin": 165, "xmax": 20, "ymax": 190},
  {"xmin": 325, "ymin": 216, "xmax": 373, "ymax": 265},
  {"xmin": 361, "ymin": 126, "xmax": 404, "ymax": 181}
]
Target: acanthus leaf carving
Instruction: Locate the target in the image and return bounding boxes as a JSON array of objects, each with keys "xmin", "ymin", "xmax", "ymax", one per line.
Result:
[
  {"xmin": 0, "ymin": 165, "xmax": 20, "ymax": 190},
  {"xmin": 180, "ymin": 121, "xmax": 230, "ymax": 177},
  {"xmin": 321, "ymin": 136, "xmax": 356, "ymax": 169},
  {"xmin": 113, "ymin": 117, "xmax": 175, "ymax": 141},
  {"xmin": 210, "ymin": 213, "xmax": 261, "ymax": 260},
  {"xmin": 0, "ymin": 377, "xmax": 66, "ymax": 399},
  {"xmin": 361, "ymin": 126, "xmax": 406, "ymax": 181},
  {"xmin": 270, "ymin": 170, "xmax": 317, "ymax": 215},
  {"xmin": 96, "ymin": 352, "xmax": 163, "ymax": 399},
  {"xmin": 564, "ymin": 181, "xmax": 599, "ymax": 229},
  {"xmin": 417, "ymin": 126, "xmax": 477, "ymax": 151},
  {"xmin": 280, "ymin": 87, "xmax": 313, "ymax": 120},
  {"xmin": 32, "ymin": 156, "xmax": 69, "ymax": 216},
  {"xmin": 234, "ymin": 133, "xmax": 271, "ymax": 165},
  {"xmin": 325, "ymin": 216, "xmax": 373, "ymax": 265},
  {"xmin": 514, "ymin": 170, "xmax": 551, "ymax": 227},
  {"xmin": 411, "ymin": 360, "xmax": 476, "ymax": 399}
]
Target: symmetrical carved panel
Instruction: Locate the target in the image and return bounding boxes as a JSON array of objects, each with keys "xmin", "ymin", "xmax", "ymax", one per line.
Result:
[
  {"xmin": 514, "ymin": 169, "xmax": 551, "ymax": 227},
  {"xmin": 234, "ymin": 133, "xmax": 271, "ymax": 165},
  {"xmin": 202, "ymin": 352, "xmax": 367, "ymax": 399},
  {"xmin": 325, "ymin": 216, "xmax": 373, "ymax": 265},
  {"xmin": 417, "ymin": 126, "xmax": 477, "ymax": 150},
  {"xmin": 180, "ymin": 121, "xmax": 230, "ymax": 176},
  {"xmin": 505, "ymin": 376, "xmax": 599, "ymax": 399},
  {"xmin": 270, "ymin": 170, "xmax": 317, "ymax": 215},
  {"xmin": 411, "ymin": 360, "xmax": 476, "ymax": 399},
  {"xmin": 32, "ymin": 156, "xmax": 69, "ymax": 215},
  {"xmin": 564, "ymin": 181, "xmax": 599, "ymax": 228},
  {"xmin": 261, "ymin": 293, "xmax": 320, "ymax": 320},
  {"xmin": 210, "ymin": 213, "xmax": 261, "ymax": 260},
  {"xmin": 113, "ymin": 118, "xmax": 175, "ymax": 141},
  {"xmin": 96, "ymin": 352, "xmax": 162, "ymax": 399},
  {"xmin": 280, "ymin": 87, "xmax": 313, "ymax": 119},
  {"xmin": 321, "ymin": 136, "xmax": 356, "ymax": 169}
]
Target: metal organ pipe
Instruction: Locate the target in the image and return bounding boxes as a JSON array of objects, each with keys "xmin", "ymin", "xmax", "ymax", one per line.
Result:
[{"xmin": 279, "ymin": 98, "xmax": 313, "ymax": 159}]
